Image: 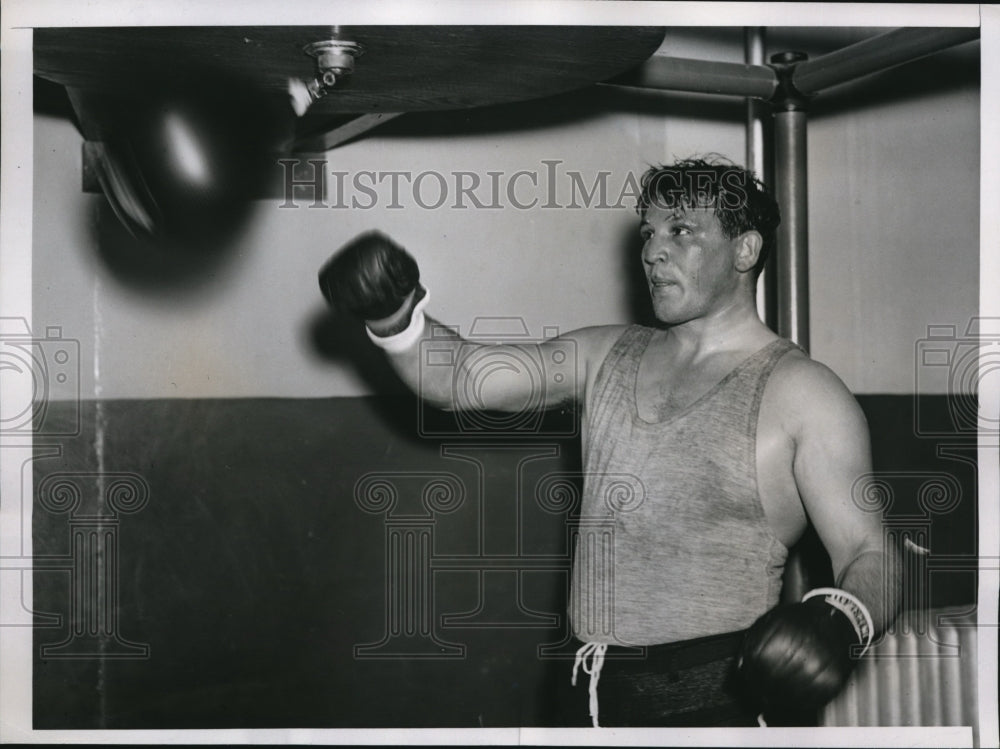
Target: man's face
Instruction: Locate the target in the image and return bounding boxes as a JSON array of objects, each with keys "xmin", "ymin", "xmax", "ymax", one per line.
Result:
[{"xmin": 639, "ymin": 204, "xmax": 743, "ymax": 326}]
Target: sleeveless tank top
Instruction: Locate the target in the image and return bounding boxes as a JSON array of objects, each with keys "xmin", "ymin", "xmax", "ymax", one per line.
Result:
[{"xmin": 569, "ymin": 325, "xmax": 796, "ymax": 646}]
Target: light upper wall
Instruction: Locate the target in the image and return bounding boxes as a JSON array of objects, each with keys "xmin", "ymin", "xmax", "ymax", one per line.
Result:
[
  {"xmin": 31, "ymin": 28, "xmax": 979, "ymax": 400},
  {"xmin": 806, "ymin": 56, "xmax": 980, "ymax": 394}
]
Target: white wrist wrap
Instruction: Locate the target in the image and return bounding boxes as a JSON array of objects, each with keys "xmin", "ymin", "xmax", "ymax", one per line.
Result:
[
  {"xmin": 366, "ymin": 289, "xmax": 431, "ymax": 354},
  {"xmin": 802, "ymin": 587, "xmax": 874, "ymax": 656}
]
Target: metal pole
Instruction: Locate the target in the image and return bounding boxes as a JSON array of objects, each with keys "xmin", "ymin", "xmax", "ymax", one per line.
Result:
[
  {"xmin": 773, "ymin": 109, "xmax": 809, "ymax": 350},
  {"xmin": 768, "ymin": 51, "xmax": 818, "ymax": 600},
  {"xmin": 793, "ymin": 27, "xmax": 979, "ymax": 95},
  {"xmin": 745, "ymin": 28, "xmax": 774, "ymax": 329},
  {"xmin": 604, "ymin": 55, "xmax": 777, "ymax": 99},
  {"xmin": 770, "ymin": 52, "xmax": 810, "ymax": 351}
]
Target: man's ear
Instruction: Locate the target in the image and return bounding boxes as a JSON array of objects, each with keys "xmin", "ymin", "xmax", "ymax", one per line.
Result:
[{"xmin": 734, "ymin": 231, "xmax": 763, "ymax": 273}]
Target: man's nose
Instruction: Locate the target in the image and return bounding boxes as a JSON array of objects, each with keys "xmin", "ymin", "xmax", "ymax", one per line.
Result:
[{"xmin": 642, "ymin": 241, "xmax": 668, "ymax": 267}]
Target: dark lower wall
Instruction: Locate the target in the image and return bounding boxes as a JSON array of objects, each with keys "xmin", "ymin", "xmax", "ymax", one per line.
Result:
[{"xmin": 31, "ymin": 395, "xmax": 977, "ymax": 729}]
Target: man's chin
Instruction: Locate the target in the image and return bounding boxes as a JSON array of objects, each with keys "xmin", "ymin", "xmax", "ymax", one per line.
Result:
[{"xmin": 651, "ymin": 305, "xmax": 688, "ymax": 327}]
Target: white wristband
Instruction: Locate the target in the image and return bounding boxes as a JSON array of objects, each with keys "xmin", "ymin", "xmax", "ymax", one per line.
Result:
[
  {"xmin": 365, "ymin": 289, "xmax": 431, "ymax": 353},
  {"xmin": 802, "ymin": 587, "xmax": 874, "ymax": 656}
]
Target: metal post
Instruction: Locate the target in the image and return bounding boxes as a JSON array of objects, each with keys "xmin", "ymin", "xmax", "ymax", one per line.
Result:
[
  {"xmin": 774, "ymin": 110, "xmax": 809, "ymax": 349},
  {"xmin": 745, "ymin": 27, "xmax": 775, "ymax": 329},
  {"xmin": 770, "ymin": 52, "xmax": 810, "ymax": 351},
  {"xmin": 770, "ymin": 49, "xmax": 819, "ymax": 599}
]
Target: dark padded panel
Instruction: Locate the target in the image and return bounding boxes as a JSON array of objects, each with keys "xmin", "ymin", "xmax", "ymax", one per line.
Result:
[{"xmin": 31, "ymin": 394, "xmax": 976, "ymax": 728}]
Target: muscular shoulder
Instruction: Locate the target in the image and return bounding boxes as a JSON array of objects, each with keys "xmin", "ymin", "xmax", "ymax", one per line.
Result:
[
  {"xmin": 558, "ymin": 324, "xmax": 632, "ymax": 380},
  {"xmin": 766, "ymin": 349, "xmax": 869, "ymax": 443},
  {"xmin": 544, "ymin": 325, "xmax": 632, "ymax": 400},
  {"xmin": 561, "ymin": 324, "xmax": 631, "ymax": 355}
]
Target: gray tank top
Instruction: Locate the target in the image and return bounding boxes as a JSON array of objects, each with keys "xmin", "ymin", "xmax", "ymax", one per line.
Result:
[{"xmin": 570, "ymin": 326, "xmax": 795, "ymax": 646}]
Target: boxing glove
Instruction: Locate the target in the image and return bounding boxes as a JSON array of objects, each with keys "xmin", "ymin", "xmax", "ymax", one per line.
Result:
[
  {"xmin": 318, "ymin": 231, "xmax": 420, "ymax": 321},
  {"xmin": 738, "ymin": 593, "xmax": 868, "ymax": 714}
]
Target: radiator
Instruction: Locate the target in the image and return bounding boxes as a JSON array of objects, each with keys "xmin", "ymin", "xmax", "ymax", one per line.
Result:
[{"xmin": 821, "ymin": 606, "xmax": 979, "ymax": 737}]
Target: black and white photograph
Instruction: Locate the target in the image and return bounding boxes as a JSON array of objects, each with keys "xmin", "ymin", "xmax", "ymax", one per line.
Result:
[{"xmin": 1, "ymin": 2, "xmax": 997, "ymax": 746}]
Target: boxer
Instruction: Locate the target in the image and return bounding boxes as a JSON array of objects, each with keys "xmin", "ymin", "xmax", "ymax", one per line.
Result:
[{"xmin": 318, "ymin": 157, "xmax": 900, "ymax": 727}]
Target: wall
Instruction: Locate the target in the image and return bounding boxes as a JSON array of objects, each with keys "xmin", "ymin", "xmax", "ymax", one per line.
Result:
[
  {"xmin": 799, "ymin": 36, "xmax": 980, "ymax": 394},
  {"xmin": 32, "ymin": 29, "xmax": 979, "ymax": 400}
]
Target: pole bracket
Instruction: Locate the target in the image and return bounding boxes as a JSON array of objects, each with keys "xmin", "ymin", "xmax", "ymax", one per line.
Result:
[{"xmin": 768, "ymin": 51, "xmax": 811, "ymax": 112}]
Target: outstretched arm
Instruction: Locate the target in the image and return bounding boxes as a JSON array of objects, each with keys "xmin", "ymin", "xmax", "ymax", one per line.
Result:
[
  {"xmin": 318, "ymin": 230, "xmax": 609, "ymax": 412},
  {"xmin": 371, "ymin": 297, "xmax": 585, "ymax": 413}
]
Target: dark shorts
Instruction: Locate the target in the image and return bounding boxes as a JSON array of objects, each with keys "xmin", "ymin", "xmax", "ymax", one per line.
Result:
[
  {"xmin": 555, "ymin": 629, "xmax": 823, "ymax": 728},
  {"xmin": 543, "ymin": 629, "xmax": 820, "ymax": 727},
  {"xmin": 571, "ymin": 629, "xmax": 759, "ymax": 728}
]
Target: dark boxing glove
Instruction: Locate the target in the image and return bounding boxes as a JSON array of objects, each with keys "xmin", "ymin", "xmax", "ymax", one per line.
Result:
[
  {"xmin": 738, "ymin": 589, "xmax": 873, "ymax": 716},
  {"xmin": 318, "ymin": 230, "xmax": 420, "ymax": 321}
]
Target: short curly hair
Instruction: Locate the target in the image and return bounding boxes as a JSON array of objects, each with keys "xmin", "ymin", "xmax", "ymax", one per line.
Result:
[{"xmin": 636, "ymin": 155, "xmax": 780, "ymax": 277}]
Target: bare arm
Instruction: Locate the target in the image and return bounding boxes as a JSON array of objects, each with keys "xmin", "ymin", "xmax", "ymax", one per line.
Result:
[
  {"xmin": 738, "ymin": 357, "xmax": 904, "ymax": 712},
  {"xmin": 366, "ymin": 288, "xmax": 622, "ymax": 414},
  {"xmin": 783, "ymin": 359, "xmax": 902, "ymax": 633},
  {"xmin": 319, "ymin": 230, "xmax": 624, "ymax": 416}
]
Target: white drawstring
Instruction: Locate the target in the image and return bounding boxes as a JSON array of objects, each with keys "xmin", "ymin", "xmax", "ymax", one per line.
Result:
[{"xmin": 572, "ymin": 642, "xmax": 608, "ymax": 727}]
